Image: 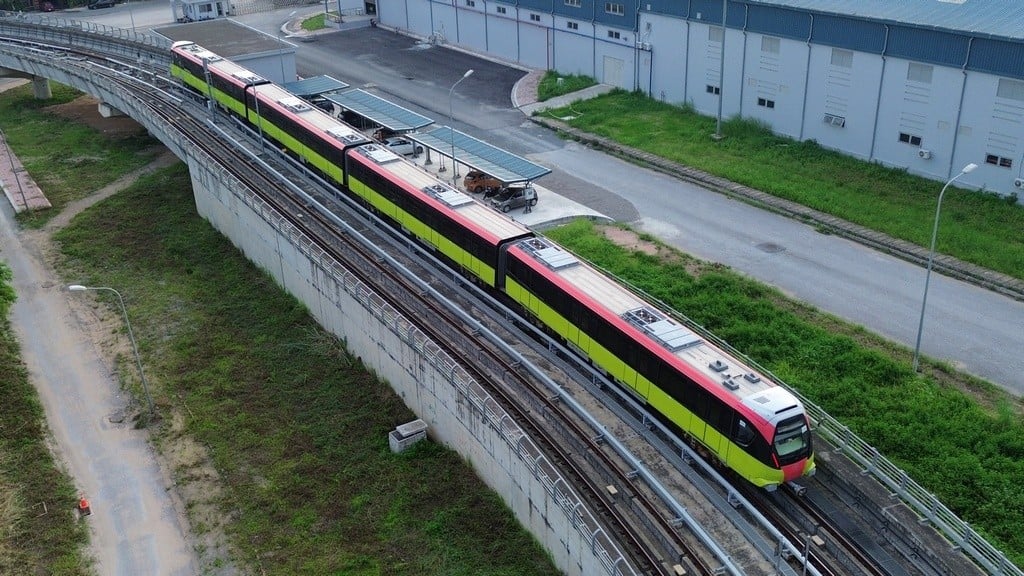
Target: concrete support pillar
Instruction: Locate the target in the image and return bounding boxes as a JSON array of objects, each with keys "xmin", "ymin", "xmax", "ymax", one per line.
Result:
[
  {"xmin": 98, "ymin": 101, "xmax": 126, "ymax": 118},
  {"xmin": 32, "ymin": 76, "xmax": 51, "ymax": 99}
]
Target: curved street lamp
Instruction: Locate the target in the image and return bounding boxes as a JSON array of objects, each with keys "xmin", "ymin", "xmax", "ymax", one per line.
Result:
[
  {"xmin": 448, "ymin": 69, "xmax": 474, "ymax": 184},
  {"xmin": 911, "ymin": 162, "xmax": 978, "ymax": 372},
  {"xmin": 69, "ymin": 285, "xmax": 155, "ymax": 416}
]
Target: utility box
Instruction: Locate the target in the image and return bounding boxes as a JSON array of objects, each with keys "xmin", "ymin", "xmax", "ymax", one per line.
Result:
[{"xmin": 388, "ymin": 419, "xmax": 428, "ymax": 453}]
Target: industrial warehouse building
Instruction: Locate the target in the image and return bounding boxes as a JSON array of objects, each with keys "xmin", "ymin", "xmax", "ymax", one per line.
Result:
[{"xmin": 377, "ymin": 0, "xmax": 1024, "ymax": 197}]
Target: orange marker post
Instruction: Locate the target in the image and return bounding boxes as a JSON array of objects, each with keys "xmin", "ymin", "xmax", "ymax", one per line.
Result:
[{"xmin": 78, "ymin": 496, "xmax": 91, "ymax": 516}]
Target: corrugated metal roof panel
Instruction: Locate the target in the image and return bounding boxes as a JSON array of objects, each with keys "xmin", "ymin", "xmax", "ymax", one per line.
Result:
[
  {"xmin": 326, "ymin": 89, "xmax": 433, "ymax": 132},
  {"xmin": 282, "ymin": 75, "xmax": 349, "ymax": 97},
  {"xmin": 748, "ymin": 0, "xmax": 1024, "ymax": 42},
  {"xmin": 415, "ymin": 127, "xmax": 552, "ymax": 184}
]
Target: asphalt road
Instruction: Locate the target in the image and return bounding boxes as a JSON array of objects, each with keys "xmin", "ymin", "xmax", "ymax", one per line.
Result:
[{"xmin": 70, "ymin": 4, "xmax": 1024, "ymax": 393}]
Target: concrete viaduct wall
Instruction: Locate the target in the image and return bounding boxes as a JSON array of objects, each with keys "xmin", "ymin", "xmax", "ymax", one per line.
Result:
[
  {"xmin": 186, "ymin": 156, "xmax": 630, "ymax": 576},
  {"xmin": 0, "ymin": 36, "xmax": 631, "ymax": 574}
]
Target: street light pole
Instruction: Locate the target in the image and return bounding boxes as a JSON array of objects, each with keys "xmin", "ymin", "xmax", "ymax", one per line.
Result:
[
  {"xmin": 69, "ymin": 285, "xmax": 155, "ymax": 416},
  {"xmin": 448, "ymin": 69, "xmax": 473, "ymax": 184},
  {"xmin": 911, "ymin": 162, "xmax": 978, "ymax": 372},
  {"xmin": 279, "ymin": 10, "xmax": 298, "ymax": 85}
]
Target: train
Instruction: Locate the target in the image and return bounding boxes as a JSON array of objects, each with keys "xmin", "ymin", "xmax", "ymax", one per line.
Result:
[{"xmin": 170, "ymin": 41, "xmax": 815, "ymax": 489}]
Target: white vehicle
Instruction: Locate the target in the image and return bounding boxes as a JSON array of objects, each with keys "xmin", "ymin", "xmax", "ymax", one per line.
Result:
[{"xmin": 381, "ymin": 136, "xmax": 424, "ymax": 156}]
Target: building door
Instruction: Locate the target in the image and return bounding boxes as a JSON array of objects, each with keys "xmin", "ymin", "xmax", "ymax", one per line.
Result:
[{"xmin": 603, "ymin": 55, "xmax": 624, "ymax": 88}]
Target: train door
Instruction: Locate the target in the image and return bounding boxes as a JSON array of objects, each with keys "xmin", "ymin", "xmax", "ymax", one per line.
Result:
[
  {"xmin": 704, "ymin": 399, "xmax": 725, "ymax": 457},
  {"xmin": 602, "ymin": 55, "xmax": 624, "ymax": 88}
]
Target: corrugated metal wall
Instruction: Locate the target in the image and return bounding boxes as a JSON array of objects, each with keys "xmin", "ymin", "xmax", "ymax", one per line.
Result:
[
  {"xmin": 745, "ymin": 4, "xmax": 809, "ymax": 40},
  {"xmin": 808, "ymin": 15, "xmax": 885, "ymax": 53},
  {"xmin": 887, "ymin": 27, "xmax": 969, "ymax": 68},
  {"xmin": 518, "ymin": 0, "xmax": 554, "ymax": 13},
  {"xmin": 552, "ymin": 0, "xmax": 593, "ymax": 18},
  {"xmin": 642, "ymin": 0, "xmax": 688, "ymax": 18},
  {"xmin": 971, "ymin": 38, "xmax": 1024, "ymax": 78}
]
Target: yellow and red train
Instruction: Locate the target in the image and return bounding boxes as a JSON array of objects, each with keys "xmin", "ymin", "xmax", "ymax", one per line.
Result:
[{"xmin": 171, "ymin": 41, "xmax": 815, "ymax": 489}]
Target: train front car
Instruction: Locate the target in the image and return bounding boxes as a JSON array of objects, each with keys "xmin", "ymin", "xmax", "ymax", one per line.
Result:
[
  {"xmin": 501, "ymin": 237, "xmax": 815, "ymax": 490},
  {"xmin": 343, "ymin": 144, "xmax": 534, "ymax": 287}
]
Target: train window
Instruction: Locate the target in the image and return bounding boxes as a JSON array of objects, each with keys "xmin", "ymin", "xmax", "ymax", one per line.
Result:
[
  {"xmin": 625, "ymin": 344, "xmax": 637, "ymax": 369},
  {"xmin": 634, "ymin": 347, "xmax": 654, "ymax": 380},
  {"xmin": 605, "ymin": 319, "xmax": 622, "ymax": 353},
  {"xmin": 692, "ymin": 388, "xmax": 709, "ymax": 420},
  {"xmin": 665, "ymin": 369, "xmax": 693, "ymax": 410},
  {"xmin": 773, "ymin": 416, "xmax": 809, "ymax": 460},
  {"xmin": 607, "ymin": 321, "xmax": 628, "ymax": 359},
  {"xmin": 656, "ymin": 361, "xmax": 676, "ymax": 400},
  {"xmin": 733, "ymin": 418, "xmax": 754, "ymax": 446},
  {"xmin": 515, "ymin": 260, "xmax": 533, "ymax": 287},
  {"xmin": 705, "ymin": 396, "xmax": 721, "ymax": 429},
  {"xmin": 560, "ymin": 291, "xmax": 573, "ymax": 318},
  {"xmin": 592, "ymin": 311, "xmax": 610, "ymax": 345},
  {"xmin": 569, "ymin": 297, "xmax": 585, "ymax": 325},
  {"xmin": 579, "ymin": 303, "xmax": 590, "ymax": 330},
  {"xmin": 716, "ymin": 406, "xmax": 733, "ymax": 435}
]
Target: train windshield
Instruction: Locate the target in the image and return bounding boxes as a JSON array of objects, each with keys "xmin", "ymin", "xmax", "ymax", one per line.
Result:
[{"xmin": 773, "ymin": 416, "xmax": 810, "ymax": 464}]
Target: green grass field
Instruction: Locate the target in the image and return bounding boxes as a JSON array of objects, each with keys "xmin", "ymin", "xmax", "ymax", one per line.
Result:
[
  {"xmin": 543, "ymin": 90, "xmax": 1024, "ymax": 281},
  {"xmin": 301, "ymin": 13, "xmax": 329, "ymax": 32},
  {"xmin": 537, "ymin": 71, "xmax": 597, "ymax": 102},
  {"xmin": 0, "ymin": 83, "xmax": 161, "ymax": 229}
]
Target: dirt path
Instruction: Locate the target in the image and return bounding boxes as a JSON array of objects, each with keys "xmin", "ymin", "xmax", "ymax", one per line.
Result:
[{"xmin": 0, "ymin": 151, "xmax": 200, "ymax": 575}]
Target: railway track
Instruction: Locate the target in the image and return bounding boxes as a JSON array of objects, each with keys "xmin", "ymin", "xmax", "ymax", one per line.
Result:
[
  {"xmin": 97, "ymin": 65, "xmax": 714, "ymax": 575},
  {"xmin": 48, "ymin": 40, "xmax": 1000, "ymax": 576}
]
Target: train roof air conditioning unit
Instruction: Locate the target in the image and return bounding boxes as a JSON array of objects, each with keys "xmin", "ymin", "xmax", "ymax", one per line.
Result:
[{"xmin": 918, "ymin": 149, "xmax": 932, "ymax": 160}]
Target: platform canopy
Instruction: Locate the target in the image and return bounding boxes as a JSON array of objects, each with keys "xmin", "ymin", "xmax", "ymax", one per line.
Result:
[
  {"xmin": 415, "ymin": 126, "xmax": 551, "ymax": 185},
  {"xmin": 325, "ymin": 89, "xmax": 433, "ymax": 133},
  {"xmin": 282, "ymin": 75, "xmax": 349, "ymax": 98}
]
